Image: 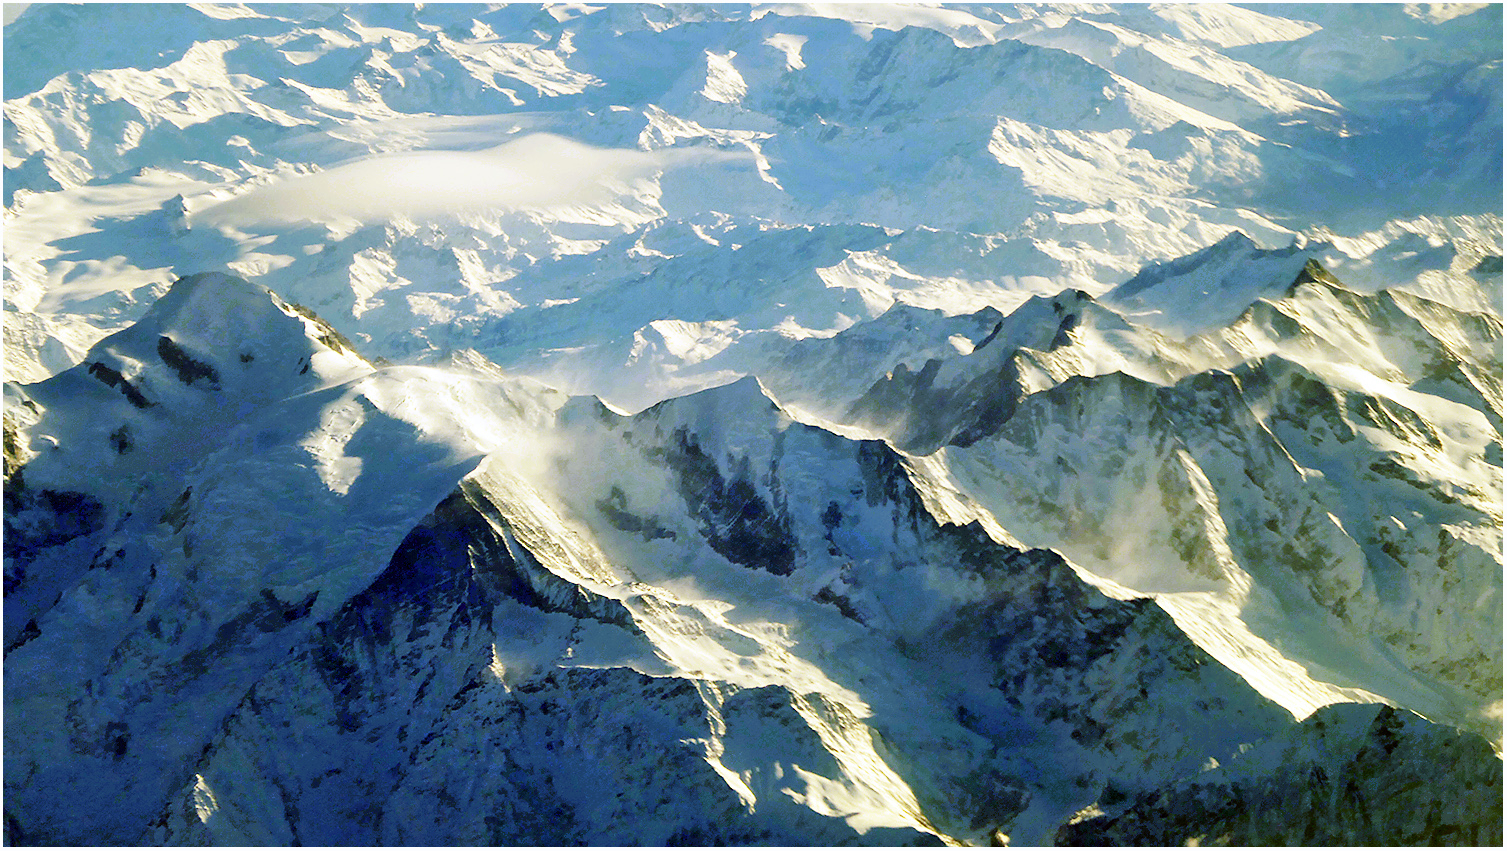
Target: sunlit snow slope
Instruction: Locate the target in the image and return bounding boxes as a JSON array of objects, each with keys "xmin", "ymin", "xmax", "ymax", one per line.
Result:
[{"xmin": 4, "ymin": 2, "xmax": 1502, "ymax": 847}]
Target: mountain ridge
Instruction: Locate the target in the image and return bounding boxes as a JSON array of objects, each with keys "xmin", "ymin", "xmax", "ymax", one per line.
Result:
[
  {"xmin": 6, "ymin": 256, "xmax": 1499, "ymax": 844},
  {"xmin": 4, "ymin": 3, "xmax": 1501, "ymax": 846}
]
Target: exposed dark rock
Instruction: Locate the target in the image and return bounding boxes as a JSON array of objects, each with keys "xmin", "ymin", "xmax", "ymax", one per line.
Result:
[
  {"xmin": 596, "ymin": 485, "xmax": 676, "ymax": 541},
  {"xmin": 655, "ymin": 427, "xmax": 799, "ymax": 575},
  {"xmin": 5, "ymin": 618, "xmax": 42, "ymax": 654},
  {"xmin": 1288, "ymin": 257, "xmax": 1342, "ymax": 291},
  {"xmin": 156, "ymin": 335, "xmax": 221, "ymax": 389},
  {"xmin": 3, "ymin": 412, "xmax": 33, "ymax": 478},
  {"xmin": 86, "ymin": 361, "xmax": 153, "ymax": 408},
  {"xmin": 959, "ymin": 767, "xmax": 1031, "ymax": 834},
  {"xmin": 109, "ymin": 424, "xmax": 133, "ymax": 454},
  {"xmin": 3, "ymin": 475, "xmax": 106, "ymax": 579},
  {"xmin": 1470, "ymin": 254, "xmax": 1501, "ymax": 277},
  {"xmin": 169, "ymin": 588, "xmax": 320, "ymax": 681},
  {"xmin": 105, "ymin": 721, "xmax": 131, "ymax": 760},
  {"xmin": 844, "ymin": 331, "xmax": 1033, "ymax": 452},
  {"xmin": 337, "ymin": 481, "xmax": 641, "ymax": 647},
  {"xmin": 352, "ymin": 487, "xmax": 508, "ymax": 635},
  {"xmin": 973, "ymin": 319, "xmax": 1005, "ymax": 352},
  {"xmin": 1055, "ymin": 704, "xmax": 1503, "ymax": 846},
  {"xmin": 3, "ymin": 811, "xmax": 28, "ymax": 846},
  {"xmin": 1049, "ymin": 309, "xmax": 1080, "ymax": 348},
  {"xmin": 821, "ymin": 501, "xmax": 843, "ymax": 530},
  {"xmin": 160, "ymin": 487, "xmax": 192, "ymax": 532},
  {"xmin": 813, "ymin": 586, "xmax": 865, "ymax": 623},
  {"xmin": 285, "ymin": 302, "xmax": 365, "ymax": 360}
]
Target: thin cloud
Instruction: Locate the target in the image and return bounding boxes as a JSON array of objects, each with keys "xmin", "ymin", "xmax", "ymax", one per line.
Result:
[{"xmin": 197, "ymin": 133, "xmax": 743, "ymax": 228}]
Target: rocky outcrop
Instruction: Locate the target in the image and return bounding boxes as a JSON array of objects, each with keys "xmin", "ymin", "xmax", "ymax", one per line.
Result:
[{"xmin": 1057, "ymin": 703, "xmax": 1503, "ymax": 846}]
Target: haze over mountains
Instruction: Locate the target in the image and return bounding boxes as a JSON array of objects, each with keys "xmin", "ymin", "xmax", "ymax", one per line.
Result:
[{"xmin": 3, "ymin": 3, "xmax": 1502, "ymax": 845}]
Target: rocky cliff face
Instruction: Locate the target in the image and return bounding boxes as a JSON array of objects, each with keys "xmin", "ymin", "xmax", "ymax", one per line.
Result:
[{"xmin": 1057, "ymin": 703, "xmax": 1502, "ymax": 846}]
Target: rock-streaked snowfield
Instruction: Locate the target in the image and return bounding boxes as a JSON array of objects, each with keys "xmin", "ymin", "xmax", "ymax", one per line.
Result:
[{"xmin": 3, "ymin": 2, "xmax": 1502, "ymax": 845}]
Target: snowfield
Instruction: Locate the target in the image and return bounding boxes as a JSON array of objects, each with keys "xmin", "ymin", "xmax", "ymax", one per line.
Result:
[{"xmin": 4, "ymin": 3, "xmax": 1502, "ymax": 846}]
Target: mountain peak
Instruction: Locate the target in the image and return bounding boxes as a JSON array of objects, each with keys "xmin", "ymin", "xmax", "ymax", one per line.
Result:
[
  {"xmin": 1112, "ymin": 230, "xmax": 1262, "ymax": 300},
  {"xmin": 1102, "ymin": 234, "xmax": 1313, "ymax": 338},
  {"xmin": 1288, "ymin": 257, "xmax": 1343, "ymax": 291},
  {"xmin": 653, "ymin": 373, "xmax": 783, "ymax": 418},
  {"xmin": 629, "ymin": 374, "xmax": 794, "ymax": 452},
  {"xmin": 76, "ymin": 271, "xmax": 371, "ymax": 402},
  {"xmin": 145, "ymin": 271, "xmax": 277, "ymax": 326},
  {"xmin": 9, "ymin": 274, "xmax": 378, "ymax": 505}
]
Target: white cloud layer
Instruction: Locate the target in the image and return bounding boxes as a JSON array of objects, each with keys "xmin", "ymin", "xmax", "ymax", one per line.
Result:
[
  {"xmin": 197, "ymin": 133, "xmax": 738, "ymax": 228},
  {"xmin": 2, "ymin": 4, "xmax": 30, "ymax": 27}
]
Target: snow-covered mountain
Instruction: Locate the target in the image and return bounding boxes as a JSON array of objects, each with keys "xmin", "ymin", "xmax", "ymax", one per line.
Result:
[{"xmin": 4, "ymin": 3, "xmax": 1501, "ymax": 846}]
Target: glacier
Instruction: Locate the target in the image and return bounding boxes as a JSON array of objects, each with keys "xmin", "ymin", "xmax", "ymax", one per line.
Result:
[{"xmin": 3, "ymin": 2, "xmax": 1502, "ymax": 846}]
